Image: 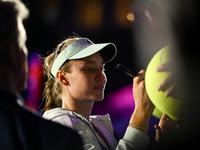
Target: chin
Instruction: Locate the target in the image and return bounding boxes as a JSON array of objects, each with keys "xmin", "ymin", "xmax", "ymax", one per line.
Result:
[{"xmin": 95, "ymin": 95, "xmax": 104, "ymax": 102}]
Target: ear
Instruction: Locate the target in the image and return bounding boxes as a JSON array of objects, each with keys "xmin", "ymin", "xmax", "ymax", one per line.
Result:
[{"xmin": 56, "ymin": 70, "xmax": 69, "ymax": 86}]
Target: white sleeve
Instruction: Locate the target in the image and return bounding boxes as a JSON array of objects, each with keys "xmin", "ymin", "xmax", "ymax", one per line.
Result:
[{"xmin": 116, "ymin": 127, "xmax": 150, "ymax": 150}]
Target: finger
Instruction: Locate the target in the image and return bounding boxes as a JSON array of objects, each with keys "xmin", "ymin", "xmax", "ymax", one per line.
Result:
[
  {"xmin": 163, "ymin": 114, "xmax": 181, "ymax": 124},
  {"xmin": 165, "ymin": 83, "xmax": 175, "ymax": 97},
  {"xmin": 156, "ymin": 62, "xmax": 171, "ymax": 72},
  {"xmin": 154, "ymin": 124, "xmax": 160, "ymax": 129},
  {"xmin": 154, "ymin": 125, "xmax": 162, "ymax": 142},
  {"xmin": 162, "ymin": 114, "xmax": 178, "ymax": 123},
  {"xmin": 134, "ymin": 70, "xmax": 145, "ymax": 84},
  {"xmin": 164, "ymin": 83, "xmax": 183, "ymax": 100},
  {"xmin": 137, "ymin": 70, "xmax": 145, "ymax": 80},
  {"xmin": 158, "ymin": 73, "xmax": 173, "ymax": 92},
  {"xmin": 161, "ymin": 113, "xmax": 168, "ymax": 120},
  {"xmin": 158, "ymin": 113, "xmax": 169, "ymax": 127}
]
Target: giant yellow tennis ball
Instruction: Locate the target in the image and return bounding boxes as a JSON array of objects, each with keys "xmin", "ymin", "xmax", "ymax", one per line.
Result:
[{"xmin": 145, "ymin": 46, "xmax": 185, "ymax": 120}]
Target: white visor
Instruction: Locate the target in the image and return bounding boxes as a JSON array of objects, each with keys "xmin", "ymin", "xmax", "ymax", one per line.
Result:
[{"xmin": 50, "ymin": 38, "xmax": 117, "ymax": 79}]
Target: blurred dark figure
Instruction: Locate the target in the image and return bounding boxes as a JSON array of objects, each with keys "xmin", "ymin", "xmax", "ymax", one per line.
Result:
[
  {"xmin": 0, "ymin": 0, "xmax": 83, "ymax": 149},
  {"xmin": 132, "ymin": 0, "xmax": 200, "ymax": 149}
]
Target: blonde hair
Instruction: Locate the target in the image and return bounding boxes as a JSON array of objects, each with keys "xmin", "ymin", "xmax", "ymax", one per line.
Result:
[{"xmin": 42, "ymin": 36, "xmax": 81, "ymax": 111}]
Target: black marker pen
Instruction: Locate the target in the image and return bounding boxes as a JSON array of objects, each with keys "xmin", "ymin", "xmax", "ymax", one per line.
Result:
[{"xmin": 115, "ymin": 64, "xmax": 137, "ymax": 78}]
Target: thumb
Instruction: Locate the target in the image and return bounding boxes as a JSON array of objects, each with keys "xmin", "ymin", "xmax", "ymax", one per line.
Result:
[{"xmin": 154, "ymin": 124, "xmax": 162, "ymax": 142}]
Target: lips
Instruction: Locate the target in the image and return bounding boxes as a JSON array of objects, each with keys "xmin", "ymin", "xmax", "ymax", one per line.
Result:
[{"xmin": 93, "ymin": 85, "xmax": 105, "ymax": 90}]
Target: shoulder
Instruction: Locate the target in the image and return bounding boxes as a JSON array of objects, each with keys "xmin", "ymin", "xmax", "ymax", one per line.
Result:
[
  {"xmin": 26, "ymin": 109, "xmax": 84, "ymax": 149},
  {"xmin": 43, "ymin": 108, "xmax": 83, "ymax": 128},
  {"xmin": 43, "ymin": 107, "xmax": 69, "ymax": 119},
  {"xmin": 32, "ymin": 114, "xmax": 84, "ymax": 150},
  {"xmin": 0, "ymin": 104, "xmax": 83, "ymax": 150}
]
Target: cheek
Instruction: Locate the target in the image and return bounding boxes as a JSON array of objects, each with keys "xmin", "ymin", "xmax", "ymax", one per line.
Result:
[
  {"xmin": 70, "ymin": 75, "xmax": 91, "ymax": 90},
  {"xmin": 76, "ymin": 77, "xmax": 90, "ymax": 87}
]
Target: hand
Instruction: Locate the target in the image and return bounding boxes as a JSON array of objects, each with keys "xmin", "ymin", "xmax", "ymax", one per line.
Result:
[
  {"xmin": 154, "ymin": 113, "xmax": 183, "ymax": 145},
  {"xmin": 133, "ymin": 70, "xmax": 155, "ymax": 116},
  {"xmin": 156, "ymin": 62, "xmax": 175, "ymax": 97},
  {"xmin": 129, "ymin": 70, "xmax": 155, "ymax": 134},
  {"xmin": 156, "ymin": 62, "xmax": 185, "ymax": 100}
]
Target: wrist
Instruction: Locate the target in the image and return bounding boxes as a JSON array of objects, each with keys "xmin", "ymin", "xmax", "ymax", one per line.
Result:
[
  {"xmin": 134, "ymin": 107, "xmax": 152, "ymax": 119},
  {"xmin": 129, "ymin": 123, "xmax": 145, "ymax": 133},
  {"xmin": 129, "ymin": 110, "xmax": 151, "ymax": 134}
]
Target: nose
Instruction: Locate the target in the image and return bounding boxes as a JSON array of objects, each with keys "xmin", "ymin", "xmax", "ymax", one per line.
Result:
[{"xmin": 96, "ymin": 69, "xmax": 106, "ymax": 81}]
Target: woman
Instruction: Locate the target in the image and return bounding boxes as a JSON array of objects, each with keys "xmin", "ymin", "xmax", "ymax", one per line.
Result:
[{"xmin": 42, "ymin": 36, "xmax": 155, "ymax": 150}]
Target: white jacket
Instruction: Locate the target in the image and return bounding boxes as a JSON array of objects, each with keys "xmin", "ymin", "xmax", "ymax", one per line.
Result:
[{"xmin": 43, "ymin": 108, "xmax": 150, "ymax": 150}]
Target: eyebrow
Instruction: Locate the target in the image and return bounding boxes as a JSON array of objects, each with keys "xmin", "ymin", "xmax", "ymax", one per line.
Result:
[{"xmin": 83, "ymin": 60, "xmax": 105, "ymax": 65}]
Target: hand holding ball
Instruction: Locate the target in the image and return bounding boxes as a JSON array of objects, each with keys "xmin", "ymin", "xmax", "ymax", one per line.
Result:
[{"xmin": 145, "ymin": 46, "xmax": 184, "ymax": 121}]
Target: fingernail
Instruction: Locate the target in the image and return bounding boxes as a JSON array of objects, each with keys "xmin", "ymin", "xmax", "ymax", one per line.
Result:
[
  {"xmin": 165, "ymin": 93, "xmax": 169, "ymax": 97},
  {"xmin": 158, "ymin": 86, "xmax": 161, "ymax": 91}
]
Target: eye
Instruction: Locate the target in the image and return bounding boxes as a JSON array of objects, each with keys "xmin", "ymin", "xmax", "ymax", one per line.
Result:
[{"xmin": 85, "ymin": 68, "xmax": 94, "ymax": 72}]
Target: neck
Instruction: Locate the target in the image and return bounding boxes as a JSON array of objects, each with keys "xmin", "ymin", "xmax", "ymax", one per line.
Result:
[{"xmin": 62, "ymin": 97, "xmax": 94, "ymax": 121}]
